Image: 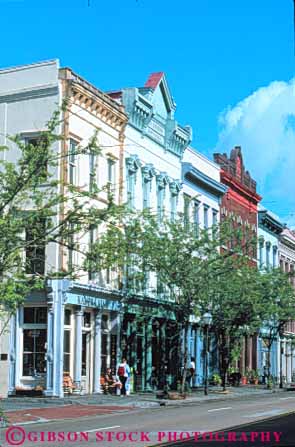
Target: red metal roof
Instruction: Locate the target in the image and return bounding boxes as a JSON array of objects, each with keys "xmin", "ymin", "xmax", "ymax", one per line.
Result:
[{"xmin": 144, "ymin": 72, "xmax": 164, "ymax": 89}]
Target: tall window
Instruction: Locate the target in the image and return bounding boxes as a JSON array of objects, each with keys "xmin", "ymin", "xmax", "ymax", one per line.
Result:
[
  {"xmin": 25, "ymin": 219, "xmax": 46, "ymax": 275},
  {"xmin": 127, "ymin": 171, "xmax": 136, "ymax": 209},
  {"xmin": 142, "ymin": 179, "xmax": 151, "ymax": 209},
  {"xmin": 68, "ymin": 223, "xmax": 74, "ymax": 273},
  {"xmin": 25, "ymin": 136, "xmax": 48, "ymax": 181},
  {"xmin": 266, "ymin": 242, "xmax": 271, "ymax": 270},
  {"xmin": 107, "ymin": 158, "xmax": 115, "ymax": 191},
  {"xmin": 157, "ymin": 184, "xmax": 166, "ymax": 221},
  {"xmin": 193, "ymin": 201, "xmax": 200, "ymax": 237},
  {"xmin": 203, "ymin": 205, "xmax": 209, "ymax": 229},
  {"xmin": 63, "ymin": 309, "xmax": 72, "ymax": 374},
  {"xmin": 89, "ymin": 151, "xmax": 96, "ymax": 192},
  {"xmin": 259, "ymin": 239, "xmax": 264, "ymax": 269},
  {"xmin": 183, "ymin": 194, "xmax": 191, "ymax": 228},
  {"xmin": 272, "ymin": 246, "xmax": 278, "ymax": 268},
  {"xmin": 88, "ymin": 225, "xmax": 96, "ymax": 280},
  {"xmin": 212, "ymin": 209, "xmax": 218, "ymax": 238},
  {"xmin": 69, "ymin": 139, "xmax": 78, "ymax": 185},
  {"xmin": 170, "ymin": 193, "xmax": 177, "ymax": 221},
  {"xmin": 22, "ymin": 307, "xmax": 47, "ymax": 376}
]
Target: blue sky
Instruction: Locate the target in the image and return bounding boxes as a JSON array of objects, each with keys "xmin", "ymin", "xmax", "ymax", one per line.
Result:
[{"xmin": 0, "ymin": 0, "xmax": 294, "ymax": 224}]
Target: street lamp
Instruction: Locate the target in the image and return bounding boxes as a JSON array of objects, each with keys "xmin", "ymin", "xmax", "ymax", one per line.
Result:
[{"xmin": 202, "ymin": 312, "xmax": 213, "ymax": 396}]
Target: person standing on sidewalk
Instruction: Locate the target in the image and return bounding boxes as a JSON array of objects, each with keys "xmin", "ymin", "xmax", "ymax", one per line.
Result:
[{"xmin": 117, "ymin": 358, "xmax": 130, "ymax": 395}]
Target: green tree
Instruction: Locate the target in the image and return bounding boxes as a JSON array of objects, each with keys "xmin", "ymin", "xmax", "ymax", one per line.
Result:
[
  {"xmin": 0, "ymin": 107, "xmax": 110, "ymax": 335},
  {"xmin": 257, "ymin": 268, "xmax": 295, "ymax": 387},
  {"xmin": 199, "ymin": 261, "xmax": 262, "ymax": 390},
  {"xmin": 86, "ymin": 209, "xmax": 259, "ymax": 393}
]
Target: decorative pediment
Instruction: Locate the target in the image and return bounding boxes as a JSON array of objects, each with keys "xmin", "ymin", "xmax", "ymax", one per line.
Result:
[
  {"xmin": 143, "ymin": 72, "xmax": 176, "ymax": 117},
  {"xmin": 141, "ymin": 164, "xmax": 156, "ymax": 182},
  {"xmin": 126, "ymin": 154, "xmax": 141, "ymax": 173},
  {"xmin": 119, "ymin": 73, "xmax": 192, "ymax": 158}
]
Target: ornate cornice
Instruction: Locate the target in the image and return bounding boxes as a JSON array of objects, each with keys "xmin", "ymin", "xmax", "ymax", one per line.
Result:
[
  {"xmin": 182, "ymin": 162, "xmax": 227, "ymax": 197},
  {"xmin": 59, "ymin": 68, "xmax": 127, "ymax": 132},
  {"xmin": 115, "ymin": 87, "xmax": 192, "ymax": 158},
  {"xmin": 258, "ymin": 209, "xmax": 283, "ymax": 235}
]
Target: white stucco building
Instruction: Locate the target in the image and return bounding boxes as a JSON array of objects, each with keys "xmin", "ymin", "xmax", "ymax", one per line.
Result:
[{"xmin": 0, "ymin": 60, "xmax": 127, "ymax": 397}]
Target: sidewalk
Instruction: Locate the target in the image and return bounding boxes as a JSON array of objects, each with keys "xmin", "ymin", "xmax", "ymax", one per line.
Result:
[{"xmin": 1, "ymin": 386, "xmax": 288, "ymax": 426}]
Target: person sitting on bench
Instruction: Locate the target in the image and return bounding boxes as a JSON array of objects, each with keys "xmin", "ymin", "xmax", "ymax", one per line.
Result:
[{"xmin": 102, "ymin": 368, "xmax": 121, "ymax": 394}]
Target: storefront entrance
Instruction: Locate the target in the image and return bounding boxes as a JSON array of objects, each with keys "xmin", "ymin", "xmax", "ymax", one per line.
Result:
[{"xmin": 81, "ymin": 331, "xmax": 91, "ymax": 393}]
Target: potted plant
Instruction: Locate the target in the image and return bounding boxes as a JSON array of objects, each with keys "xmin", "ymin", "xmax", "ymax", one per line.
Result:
[
  {"xmin": 241, "ymin": 375, "xmax": 247, "ymax": 385},
  {"xmin": 211, "ymin": 373, "xmax": 222, "ymax": 386},
  {"xmin": 250, "ymin": 369, "xmax": 259, "ymax": 385}
]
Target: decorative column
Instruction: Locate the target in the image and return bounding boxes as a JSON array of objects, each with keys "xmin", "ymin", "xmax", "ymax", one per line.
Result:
[
  {"xmin": 194, "ymin": 328, "xmax": 200, "ymax": 386},
  {"xmin": 141, "ymin": 322, "xmax": 146, "ymax": 391},
  {"xmin": 115, "ymin": 312, "xmax": 122, "ymax": 370},
  {"xmin": 287, "ymin": 342, "xmax": 292, "ymax": 383},
  {"xmin": 73, "ymin": 307, "xmax": 83, "ymax": 393},
  {"xmin": 8, "ymin": 312, "xmax": 17, "ymax": 395},
  {"xmin": 93, "ymin": 311, "xmax": 102, "ymax": 393},
  {"xmin": 145, "ymin": 319, "xmax": 153, "ymax": 391},
  {"xmin": 160, "ymin": 320, "xmax": 166, "ymax": 389},
  {"xmin": 44, "ymin": 302, "xmax": 54, "ymax": 396},
  {"xmin": 44, "ymin": 279, "xmax": 66, "ymax": 397}
]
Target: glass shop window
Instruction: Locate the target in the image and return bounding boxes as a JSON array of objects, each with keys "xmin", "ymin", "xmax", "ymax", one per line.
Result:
[
  {"xmin": 23, "ymin": 329, "xmax": 47, "ymax": 376},
  {"xmin": 101, "ymin": 314, "xmax": 109, "ymax": 331},
  {"xmin": 24, "ymin": 307, "xmax": 47, "ymax": 324},
  {"xmin": 63, "ymin": 330, "xmax": 71, "ymax": 373},
  {"xmin": 83, "ymin": 312, "xmax": 91, "ymax": 328},
  {"xmin": 64, "ymin": 309, "xmax": 71, "ymax": 326}
]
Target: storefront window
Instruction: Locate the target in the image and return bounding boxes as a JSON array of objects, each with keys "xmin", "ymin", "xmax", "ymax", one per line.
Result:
[
  {"xmin": 64, "ymin": 309, "xmax": 71, "ymax": 325},
  {"xmin": 83, "ymin": 312, "xmax": 91, "ymax": 328},
  {"xmin": 24, "ymin": 307, "xmax": 47, "ymax": 324},
  {"xmin": 23, "ymin": 329, "xmax": 47, "ymax": 376},
  {"xmin": 64, "ymin": 330, "xmax": 71, "ymax": 373},
  {"xmin": 81, "ymin": 333, "xmax": 87, "ymax": 377}
]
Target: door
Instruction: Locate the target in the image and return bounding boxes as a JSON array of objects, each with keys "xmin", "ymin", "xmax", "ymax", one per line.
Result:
[{"xmin": 81, "ymin": 332, "xmax": 91, "ymax": 393}]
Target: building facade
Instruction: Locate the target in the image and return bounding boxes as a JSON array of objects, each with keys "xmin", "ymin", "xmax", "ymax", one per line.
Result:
[
  {"xmin": 2, "ymin": 60, "xmax": 128, "ymax": 397},
  {"xmin": 214, "ymin": 146, "xmax": 262, "ymax": 374},
  {"xmin": 257, "ymin": 206, "xmax": 283, "ymax": 380},
  {"xmin": 279, "ymin": 228, "xmax": 295, "ymax": 385},
  {"xmin": 182, "ymin": 147, "xmax": 227, "ymax": 386},
  {"xmin": 109, "ymin": 72, "xmax": 193, "ymax": 390}
]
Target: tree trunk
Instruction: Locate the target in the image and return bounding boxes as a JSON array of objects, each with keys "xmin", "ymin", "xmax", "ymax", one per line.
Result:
[
  {"xmin": 181, "ymin": 321, "xmax": 189, "ymax": 394},
  {"xmin": 220, "ymin": 333, "xmax": 229, "ymax": 391},
  {"xmin": 267, "ymin": 343, "xmax": 272, "ymax": 389}
]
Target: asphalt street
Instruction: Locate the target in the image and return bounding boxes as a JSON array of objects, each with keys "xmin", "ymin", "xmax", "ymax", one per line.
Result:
[{"xmin": 1, "ymin": 393, "xmax": 295, "ymax": 447}]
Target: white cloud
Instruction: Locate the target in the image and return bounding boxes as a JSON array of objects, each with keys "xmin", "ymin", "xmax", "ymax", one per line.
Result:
[{"xmin": 215, "ymin": 78, "xmax": 295, "ymax": 227}]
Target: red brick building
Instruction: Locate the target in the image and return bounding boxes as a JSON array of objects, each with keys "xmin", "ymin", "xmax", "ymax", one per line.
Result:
[{"xmin": 214, "ymin": 146, "xmax": 262, "ymax": 374}]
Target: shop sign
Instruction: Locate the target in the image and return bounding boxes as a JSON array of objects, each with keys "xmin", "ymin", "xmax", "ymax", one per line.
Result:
[{"xmin": 66, "ymin": 293, "xmax": 120, "ymax": 311}]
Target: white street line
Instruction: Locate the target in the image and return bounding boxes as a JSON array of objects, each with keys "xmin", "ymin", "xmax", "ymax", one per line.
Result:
[
  {"xmin": 77, "ymin": 426, "xmax": 120, "ymax": 434},
  {"xmin": 208, "ymin": 407, "xmax": 232, "ymax": 413},
  {"xmin": 280, "ymin": 396, "xmax": 295, "ymax": 400}
]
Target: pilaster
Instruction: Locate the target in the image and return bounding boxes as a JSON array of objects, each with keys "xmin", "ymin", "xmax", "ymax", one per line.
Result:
[
  {"xmin": 8, "ymin": 312, "xmax": 16, "ymax": 395},
  {"xmin": 93, "ymin": 311, "xmax": 102, "ymax": 393},
  {"xmin": 73, "ymin": 307, "xmax": 83, "ymax": 393}
]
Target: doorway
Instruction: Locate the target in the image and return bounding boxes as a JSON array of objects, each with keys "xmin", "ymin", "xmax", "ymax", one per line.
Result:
[{"xmin": 81, "ymin": 332, "xmax": 91, "ymax": 393}]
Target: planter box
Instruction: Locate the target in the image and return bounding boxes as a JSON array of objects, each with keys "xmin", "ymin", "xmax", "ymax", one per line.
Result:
[{"xmin": 168, "ymin": 392, "xmax": 186, "ymax": 400}]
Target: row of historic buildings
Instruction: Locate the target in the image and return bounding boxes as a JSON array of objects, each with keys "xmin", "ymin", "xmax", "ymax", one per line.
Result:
[{"xmin": 0, "ymin": 60, "xmax": 294, "ymax": 397}]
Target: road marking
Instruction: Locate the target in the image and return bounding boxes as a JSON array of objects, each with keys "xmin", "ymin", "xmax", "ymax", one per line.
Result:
[
  {"xmin": 208, "ymin": 407, "xmax": 232, "ymax": 412},
  {"xmin": 77, "ymin": 426, "xmax": 120, "ymax": 434},
  {"xmin": 243, "ymin": 409, "xmax": 282, "ymax": 418},
  {"xmin": 280, "ymin": 396, "xmax": 295, "ymax": 400}
]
